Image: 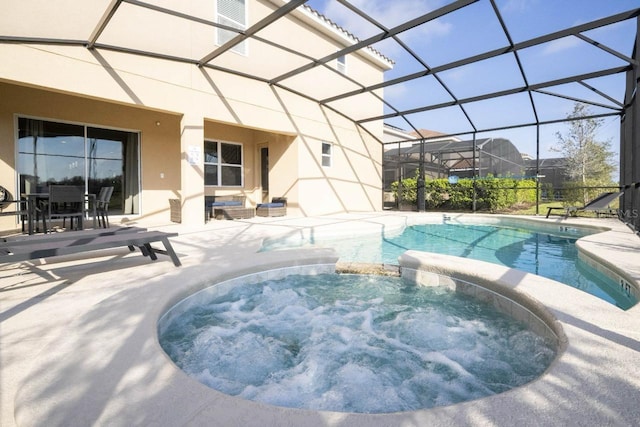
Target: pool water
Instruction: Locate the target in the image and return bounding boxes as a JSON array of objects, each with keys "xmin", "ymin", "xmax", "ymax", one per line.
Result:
[
  {"xmin": 261, "ymin": 223, "xmax": 635, "ymax": 309},
  {"xmin": 159, "ymin": 274, "xmax": 557, "ymax": 413}
]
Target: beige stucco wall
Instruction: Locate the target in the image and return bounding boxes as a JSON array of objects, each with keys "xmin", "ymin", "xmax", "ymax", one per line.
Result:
[
  {"xmin": 0, "ymin": 81, "xmax": 182, "ymax": 230},
  {"xmin": 0, "ymin": 0, "xmax": 389, "ymax": 228},
  {"xmin": 203, "ymin": 120, "xmax": 297, "ymax": 206}
]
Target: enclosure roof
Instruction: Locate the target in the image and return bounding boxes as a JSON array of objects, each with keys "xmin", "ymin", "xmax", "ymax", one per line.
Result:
[
  {"xmin": 0, "ymin": 0, "xmax": 638, "ymax": 144},
  {"xmin": 524, "ymin": 158, "xmax": 568, "ymax": 168},
  {"xmin": 404, "ymin": 137, "xmax": 509, "ymax": 154}
]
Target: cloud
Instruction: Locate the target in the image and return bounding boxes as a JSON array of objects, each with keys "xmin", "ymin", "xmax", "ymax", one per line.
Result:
[
  {"xmin": 321, "ymin": 0, "xmax": 452, "ymax": 46},
  {"xmin": 541, "ymin": 36, "xmax": 581, "ymax": 55},
  {"xmin": 499, "ymin": 0, "xmax": 539, "ymax": 14},
  {"xmin": 384, "ymin": 81, "xmax": 408, "ymax": 101}
]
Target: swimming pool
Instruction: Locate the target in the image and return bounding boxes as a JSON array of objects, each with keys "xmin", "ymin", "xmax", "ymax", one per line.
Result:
[{"xmin": 260, "ymin": 221, "xmax": 636, "ymax": 309}]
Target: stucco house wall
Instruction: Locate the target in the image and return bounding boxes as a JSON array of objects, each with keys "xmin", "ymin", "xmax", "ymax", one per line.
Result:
[
  {"xmin": 0, "ymin": 0, "xmax": 391, "ymax": 230},
  {"xmin": 0, "ymin": 81, "xmax": 183, "ymax": 225}
]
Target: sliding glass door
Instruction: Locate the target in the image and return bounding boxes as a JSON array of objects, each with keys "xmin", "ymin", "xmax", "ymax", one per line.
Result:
[{"xmin": 17, "ymin": 117, "xmax": 140, "ymax": 215}]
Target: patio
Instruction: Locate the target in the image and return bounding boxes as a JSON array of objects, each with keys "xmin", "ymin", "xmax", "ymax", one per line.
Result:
[{"xmin": 2, "ymin": 212, "xmax": 640, "ymax": 426}]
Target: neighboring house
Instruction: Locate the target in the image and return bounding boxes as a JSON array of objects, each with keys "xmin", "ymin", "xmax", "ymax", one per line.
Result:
[
  {"xmin": 0, "ymin": 1, "xmax": 393, "ymax": 229},
  {"xmin": 383, "ymin": 125, "xmax": 461, "ymax": 189},
  {"xmin": 383, "ymin": 124, "xmax": 525, "ymax": 188},
  {"xmin": 523, "ymin": 157, "xmax": 570, "ymax": 200},
  {"xmin": 384, "ymin": 125, "xmax": 569, "ymax": 204}
]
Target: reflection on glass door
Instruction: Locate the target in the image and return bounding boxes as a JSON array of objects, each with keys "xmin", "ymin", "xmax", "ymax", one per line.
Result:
[
  {"xmin": 260, "ymin": 146, "xmax": 269, "ymax": 202},
  {"xmin": 17, "ymin": 118, "xmax": 140, "ymax": 215},
  {"xmin": 87, "ymin": 127, "xmax": 139, "ymax": 214},
  {"xmin": 17, "ymin": 120, "xmax": 85, "ymax": 192}
]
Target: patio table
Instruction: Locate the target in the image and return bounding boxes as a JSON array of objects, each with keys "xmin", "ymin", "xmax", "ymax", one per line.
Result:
[{"xmin": 25, "ymin": 193, "xmax": 97, "ymax": 235}]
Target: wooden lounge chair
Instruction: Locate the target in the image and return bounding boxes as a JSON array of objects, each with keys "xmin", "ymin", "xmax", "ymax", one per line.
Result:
[
  {"xmin": 546, "ymin": 192, "xmax": 623, "ymax": 219},
  {"xmin": 0, "ymin": 227, "xmax": 181, "ymax": 266}
]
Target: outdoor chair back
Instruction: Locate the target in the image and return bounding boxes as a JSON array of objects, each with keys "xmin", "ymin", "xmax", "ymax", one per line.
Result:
[
  {"xmin": 44, "ymin": 185, "xmax": 85, "ymax": 232},
  {"xmin": 96, "ymin": 186, "xmax": 114, "ymax": 228}
]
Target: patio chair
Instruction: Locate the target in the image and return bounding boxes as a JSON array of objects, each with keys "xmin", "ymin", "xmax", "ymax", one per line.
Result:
[
  {"xmin": 256, "ymin": 197, "xmax": 287, "ymax": 217},
  {"xmin": 0, "ymin": 186, "xmax": 28, "ymax": 232},
  {"xmin": 43, "ymin": 185, "xmax": 85, "ymax": 232},
  {"xmin": 546, "ymin": 191, "xmax": 623, "ymax": 219},
  {"xmin": 209, "ymin": 195, "xmax": 254, "ymax": 220},
  {"xmin": 96, "ymin": 186, "xmax": 114, "ymax": 228}
]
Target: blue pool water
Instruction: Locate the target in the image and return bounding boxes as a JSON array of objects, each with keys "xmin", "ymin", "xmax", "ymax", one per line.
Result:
[
  {"xmin": 159, "ymin": 274, "xmax": 557, "ymax": 413},
  {"xmin": 260, "ymin": 223, "xmax": 635, "ymax": 309}
]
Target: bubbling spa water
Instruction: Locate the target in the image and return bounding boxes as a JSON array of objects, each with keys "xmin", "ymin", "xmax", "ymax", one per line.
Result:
[{"xmin": 159, "ymin": 273, "xmax": 557, "ymax": 414}]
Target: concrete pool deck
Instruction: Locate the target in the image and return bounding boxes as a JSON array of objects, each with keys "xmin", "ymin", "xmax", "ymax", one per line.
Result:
[{"xmin": 1, "ymin": 212, "xmax": 640, "ymax": 426}]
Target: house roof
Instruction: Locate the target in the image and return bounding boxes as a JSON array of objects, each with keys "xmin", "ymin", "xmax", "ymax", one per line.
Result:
[
  {"xmin": 409, "ymin": 129, "xmax": 449, "ymax": 140},
  {"xmin": 299, "ymin": 4, "xmax": 394, "ymax": 67},
  {"xmin": 404, "ymin": 138, "xmax": 496, "ymax": 154},
  {"xmin": 524, "ymin": 157, "xmax": 569, "ymax": 168}
]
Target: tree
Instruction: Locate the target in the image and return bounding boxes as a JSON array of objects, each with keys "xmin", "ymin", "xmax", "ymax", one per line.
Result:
[{"xmin": 552, "ymin": 103, "xmax": 616, "ymax": 204}]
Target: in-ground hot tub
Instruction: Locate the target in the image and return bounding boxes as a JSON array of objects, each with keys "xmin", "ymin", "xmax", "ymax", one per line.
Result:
[{"xmin": 158, "ymin": 263, "xmax": 561, "ymax": 414}]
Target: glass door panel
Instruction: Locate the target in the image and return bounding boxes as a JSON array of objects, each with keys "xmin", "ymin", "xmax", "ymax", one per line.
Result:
[
  {"xmin": 18, "ymin": 118, "xmax": 85, "ymax": 193},
  {"xmin": 17, "ymin": 118, "xmax": 140, "ymax": 215},
  {"xmin": 87, "ymin": 127, "xmax": 126, "ymax": 214}
]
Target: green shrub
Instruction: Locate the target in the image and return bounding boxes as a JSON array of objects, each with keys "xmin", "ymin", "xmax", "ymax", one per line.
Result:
[
  {"xmin": 424, "ymin": 179, "xmax": 449, "ymax": 209},
  {"xmin": 446, "ymin": 180, "xmax": 474, "ymax": 209},
  {"xmin": 561, "ymin": 180, "xmax": 616, "ymax": 207},
  {"xmin": 390, "ymin": 176, "xmax": 538, "ymax": 211},
  {"xmin": 476, "ymin": 176, "xmax": 537, "ymax": 211},
  {"xmin": 390, "ymin": 176, "xmax": 417, "ymax": 204}
]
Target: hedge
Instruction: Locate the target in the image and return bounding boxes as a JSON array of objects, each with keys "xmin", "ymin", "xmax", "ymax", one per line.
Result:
[{"xmin": 391, "ymin": 177, "xmax": 538, "ymax": 212}]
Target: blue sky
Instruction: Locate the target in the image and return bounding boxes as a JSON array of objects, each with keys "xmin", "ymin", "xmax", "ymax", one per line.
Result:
[{"xmin": 305, "ymin": 0, "xmax": 638, "ymax": 166}]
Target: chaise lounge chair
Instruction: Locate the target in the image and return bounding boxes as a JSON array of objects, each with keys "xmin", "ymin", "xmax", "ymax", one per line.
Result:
[
  {"xmin": 0, "ymin": 226, "xmax": 181, "ymax": 266},
  {"xmin": 546, "ymin": 191, "xmax": 623, "ymax": 219}
]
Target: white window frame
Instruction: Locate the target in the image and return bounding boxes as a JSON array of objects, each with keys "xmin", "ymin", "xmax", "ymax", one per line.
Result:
[
  {"xmin": 337, "ymin": 54, "xmax": 347, "ymax": 74},
  {"xmin": 216, "ymin": 0, "xmax": 248, "ymax": 55},
  {"xmin": 321, "ymin": 142, "xmax": 332, "ymax": 168},
  {"xmin": 204, "ymin": 139, "xmax": 244, "ymax": 187}
]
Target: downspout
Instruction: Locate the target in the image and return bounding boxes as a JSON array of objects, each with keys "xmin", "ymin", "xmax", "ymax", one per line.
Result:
[
  {"xmin": 535, "ymin": 124, "xmax": 540, "ymax": 216},
  {"xmin": 472, "ymin": 133, "xmax": 477, "ymax": 212},
  {"xmin": 397, "ymin": 140, "xmax": 402, "ymax": 208},
  {"xmin": 417, "ymin": 138, "xmax": 425, "ymax": 212}
]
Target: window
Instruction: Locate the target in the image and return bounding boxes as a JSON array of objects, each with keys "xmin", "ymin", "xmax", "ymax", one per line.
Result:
[
  {"xmin": 217, "ymin": 0, "xmax": 247, "ymax": 55},
  {"xmin": 17, "ymin": 117, "xmax": 140, "ymax": 215},
  {"xmin": 322, "ymin": 142, "xmax": 332, "ymax": 167},
  {"xmin": 204, "ymin": 140, "xmax": 243, "ymax": 186},
  {"xmin": 337, "ymin": 54, "xmax": 347, "ymax": 74}
]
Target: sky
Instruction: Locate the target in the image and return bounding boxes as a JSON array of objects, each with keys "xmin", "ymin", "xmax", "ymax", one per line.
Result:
[{"xmin": 304, "ymin": 0, "xmax": 638, "ymax": 169}]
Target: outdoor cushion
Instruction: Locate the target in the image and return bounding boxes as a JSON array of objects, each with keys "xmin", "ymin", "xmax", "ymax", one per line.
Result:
[
  {"xmin": 209, "ymin": 201, "xmax": 243, "ymax": 207},
  {"xmin": 257, "ymin": 203, "xmax": 284, "ymax": 208}
]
